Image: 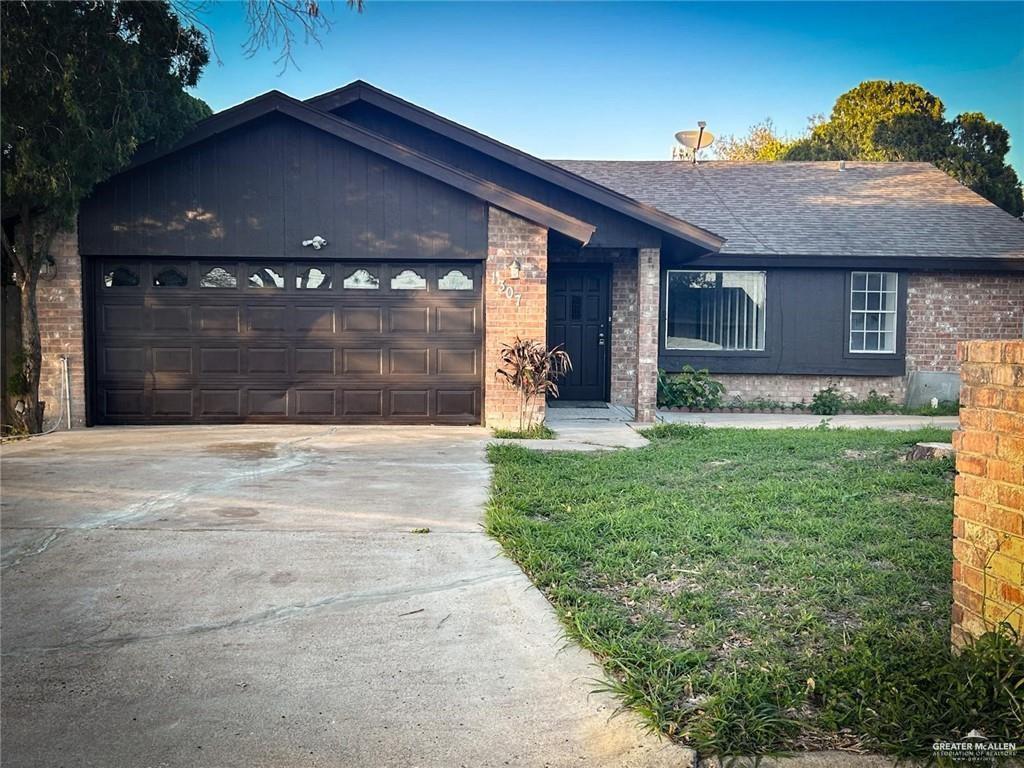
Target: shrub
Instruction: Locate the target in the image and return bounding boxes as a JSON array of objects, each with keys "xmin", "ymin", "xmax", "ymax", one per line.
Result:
[
  {"xmin": 848, "ymin": 389, "xmax": 893, "ymax": 414},
  {"xmin": 495, "ymin": 337, "xmax": 571, "ymax": 431},
  {"xmin": 657, "ymin": 367, "xmax": 725, "ymax": 410},
  {"xmin": 810, "ymin": 385, "xmax": 846, "ymax": 415}
]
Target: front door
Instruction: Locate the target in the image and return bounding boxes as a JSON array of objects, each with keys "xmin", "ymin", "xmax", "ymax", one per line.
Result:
[{"xmin": 547, "ymin": 265, "xmax": 610, "ymax": 401}]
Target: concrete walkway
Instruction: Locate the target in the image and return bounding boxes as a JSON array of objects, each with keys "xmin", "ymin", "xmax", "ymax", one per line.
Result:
[
  {"xmin": 1, "ymin": 425, "xmax": 690, "ymax": 768},
  {"xmin": 659, "ymin": 411, "xmax": 959, "ymax": 431},
  {"xmin": 494, "ymin": 405, "xmax": 649, "ymax": 451}
]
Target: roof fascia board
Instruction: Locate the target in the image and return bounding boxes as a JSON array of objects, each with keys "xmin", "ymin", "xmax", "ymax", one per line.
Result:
[
  {"xmin": 687, "ymin": 253, "xmax": 1024, "ymax": 272},
  {"xmin": 306, "ymin": 82, "xmax": 725, "ymax": 252}
]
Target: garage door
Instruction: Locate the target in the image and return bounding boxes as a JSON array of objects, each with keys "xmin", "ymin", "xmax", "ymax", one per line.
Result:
[{"xmin": 89, "ymin": 260, "xmax": 483, "ymax": 424}]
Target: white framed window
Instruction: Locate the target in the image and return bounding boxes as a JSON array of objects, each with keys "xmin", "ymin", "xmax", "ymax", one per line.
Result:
[
  {"xmin": 665, "ymin": 270, "xmax": 766, "ymax": 351},
  {"xmin": 849, "ymin": 271, "xmax": 897, "ymax": 353}
]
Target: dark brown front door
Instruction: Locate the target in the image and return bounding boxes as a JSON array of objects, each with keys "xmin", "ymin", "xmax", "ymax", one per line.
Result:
[
  {"xmin": 547, "ymin": 265, "xmax": 610, "ymax": 401},
  {"xmin": 88, "ymin": 259, "xmax": 483, "ymax": 424}
]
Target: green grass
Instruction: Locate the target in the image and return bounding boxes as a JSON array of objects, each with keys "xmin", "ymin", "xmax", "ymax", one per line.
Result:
[
  {"xmin": 492, "ymin": 423, "xmax": 556, "ymax": 440},
  {"xmin": 486, "ymin": 425, "xmax": 1023, "ymax": 759}
]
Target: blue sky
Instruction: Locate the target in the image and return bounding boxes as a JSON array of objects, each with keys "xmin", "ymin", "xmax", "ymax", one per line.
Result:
[{"xmin": 190, "ymin": 1, "xmax": 1024, "ymax": 172}]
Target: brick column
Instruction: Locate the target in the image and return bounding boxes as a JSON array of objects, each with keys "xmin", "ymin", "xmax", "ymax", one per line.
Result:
[
  {"xmin": 484, "ymin": 207, "xmax": 548, "ymax": 428},
  {"xmin": 37, "ymin": 226, "xmax": 86, "ymax": 429},
  {"xmin": 951, "ymin": 339, "xmax": 1024, "ymax": 646},
  {"xmin": 635, "ymin": 247, "xmax": 660, "ymax": 422}
]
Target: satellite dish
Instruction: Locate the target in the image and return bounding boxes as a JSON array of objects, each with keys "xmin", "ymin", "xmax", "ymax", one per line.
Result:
[{"xmin": 675, "ymin": 128, "xmax": 715, "ymax": 151}]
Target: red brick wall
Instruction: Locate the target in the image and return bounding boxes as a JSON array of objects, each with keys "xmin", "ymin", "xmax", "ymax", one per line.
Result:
[
  {"xmin": 907, "ymin": 273, "xmax": 1024, "ymax": 373},
  {"xmin": 951, "ymin": 339, "xmax": 1024, "ymax": 644},
  {"xmin": 715, "ymin": 373, "xmax": 905, "ymax": 406},
  {"xmin": 37, "ymin": 227, "xmax": 86, "ymax": 429},
  {"xmin": 484, "ymin": 207, "xmax": 548, "ymax": 428},
  {"xmin": 636, "ymin": 247, "xmax": 660, "ymax": 422}
]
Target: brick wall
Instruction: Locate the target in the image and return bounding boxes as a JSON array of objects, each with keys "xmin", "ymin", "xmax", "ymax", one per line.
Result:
[
  {"xmin": 636, "ymin": 247, "xmax": 660, "ymax": 422},
  {"xmin": 951, "ymin": 339, "xmax": 1024, "ymax": 645},
  {"xmin": 484, "ymin": 207, "xmax": 548, "ymax": 428},
  {"xmin": 715, "ymin": 373, "xmax": 906, "ymax": 406},
  {"xmin": 37, "ymin": 227, "xmax": 86, "ymax": 429},
  {"xmin": 907, "ymin": 273, "xmax": 1024, "ymax": 373}
]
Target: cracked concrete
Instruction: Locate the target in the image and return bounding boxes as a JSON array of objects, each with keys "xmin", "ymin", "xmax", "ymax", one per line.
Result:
[{"xmin": 1, "ymin": 425, "xmax": 692, "ymax": 767}]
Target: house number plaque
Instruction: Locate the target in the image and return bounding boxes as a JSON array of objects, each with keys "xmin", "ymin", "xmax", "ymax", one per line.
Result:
[{"xmin": 492, "ymin": 270, "xmax": 522, "ymax": 307}]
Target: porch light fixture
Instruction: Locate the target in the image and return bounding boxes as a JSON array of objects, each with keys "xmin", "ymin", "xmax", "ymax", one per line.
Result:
[
  {"xmin": 40, "ymin": 255, "xmax": 57, "ymax": 281},
  {"xmin": 508, "ymin": 259, "xmax": 521, "ymax": 280}
]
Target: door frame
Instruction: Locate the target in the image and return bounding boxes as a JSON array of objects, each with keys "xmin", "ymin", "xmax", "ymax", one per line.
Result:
[{"xmin": 546, "ymin": 262, "xmax": 612, "ymax": 403}]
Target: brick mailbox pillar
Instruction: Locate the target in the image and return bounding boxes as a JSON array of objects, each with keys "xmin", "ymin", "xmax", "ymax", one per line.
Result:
[{"xmin": 951, "ymin": 339, "xmax": 1024, "ymax": 645}]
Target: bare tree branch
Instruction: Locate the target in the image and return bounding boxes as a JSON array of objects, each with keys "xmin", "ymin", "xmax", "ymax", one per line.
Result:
[{"xmin": 174, "ymin": 1, "xmax": 362, "ymax": 74}]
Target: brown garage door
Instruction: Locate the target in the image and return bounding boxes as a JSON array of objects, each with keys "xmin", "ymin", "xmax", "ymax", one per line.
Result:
[{"xmin": 89, "ymin": 259, "xmax": 483, "ymax": 424}]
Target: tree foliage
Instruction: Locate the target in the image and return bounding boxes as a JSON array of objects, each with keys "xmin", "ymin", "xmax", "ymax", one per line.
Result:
[
  {"xmin": 1, "ymin": 1, "xmax": 211, "ymax": 431},
  {"xmin": 715, "ymin": 119, "xmax": 792, "ymax": 162}
]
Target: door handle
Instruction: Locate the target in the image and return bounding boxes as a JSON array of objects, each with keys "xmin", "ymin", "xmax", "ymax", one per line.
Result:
[{"xmin": 598, "ymin": 331, "xmax": 606, "ymax": 346}]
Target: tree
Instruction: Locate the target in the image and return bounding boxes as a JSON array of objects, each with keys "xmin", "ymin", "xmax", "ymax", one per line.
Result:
[
  {"xmin": 805, "ymin": 80, "xmax": 946, "ymax": 161},
  {"xmin": 715, "ymin": 119, "xmax": 793, "ymax": 162},
  {"xmin": 779, "ymin": 80, "xmax": 1023, "ymax": 216},
  {"xmin": 1, "ymin": 1, "xmax": 211, "ymax": 432},
  {"xmin": 942, "ymin": 112, "xmax": 1024, "ymax": 217}
]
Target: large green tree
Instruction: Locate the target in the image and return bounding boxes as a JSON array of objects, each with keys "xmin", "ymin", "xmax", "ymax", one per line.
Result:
[
  {"xmin": 1, "ymin": 1, "xmax": 211, "ymax": 432},
  {"xmin": 781, "ymin": 80, "xmax": 1023, "ymax": 216}
]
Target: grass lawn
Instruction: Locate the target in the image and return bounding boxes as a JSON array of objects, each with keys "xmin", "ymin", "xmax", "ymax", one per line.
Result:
[{"xmin": 486, "ymin": 425, "xmax": 1023, "ymax": 759}]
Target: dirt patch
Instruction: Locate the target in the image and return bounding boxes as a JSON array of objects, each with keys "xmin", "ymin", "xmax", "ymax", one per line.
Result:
[
  {"xmin": 842, "ymin": 449, "xmax": 879, "ymax": 460},
  {"xmin": 205, "ymin": 442, "xmax": 279, "ymax": 460}
]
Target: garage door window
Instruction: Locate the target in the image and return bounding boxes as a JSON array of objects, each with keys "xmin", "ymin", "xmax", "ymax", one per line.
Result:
[
  {"xmin": 104, "ymin": 266, "xmax": 139, "ymax": 288},
  {"xmin": 200, "ymin": 266, "xmax": 237, "ymax": 288},
  {"xmin": 439, "ymin": 269, "xmax": 473, "ymax": 290},
  {"xmin": 297, "ymin": 266, "xmax": 331, "ymax": 290},
  {"xmin": 343, "ymin": 268, "xmax": 379, "ymax": 290},
  {"xmin": 153, "ymin": 266, "xmax": 188, "ymax": 287},
  {"xmin": 248, "ymin": 266, "xmax": 284, "ymax": 289},
  {"xmin": 392, "ymin": 269, "xmax": 426, "ymax": 290}
]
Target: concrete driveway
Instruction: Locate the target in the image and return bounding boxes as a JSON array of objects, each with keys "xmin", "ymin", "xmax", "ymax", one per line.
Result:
[{"xmin": 1, "ymin": 426, "xmax": 689, "ymax": 768}]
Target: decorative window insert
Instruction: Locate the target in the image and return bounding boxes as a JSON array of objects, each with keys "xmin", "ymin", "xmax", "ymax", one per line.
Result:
[
  {"xmin": 200, "ymin": 266, "xmax": 237, "ymax": 288},
  {"xmin": 391, "ymin": 269, "xmax": 426, "ymax": 290},
  {"xmin": 343, "ymin": 269, "xmax": 379, "ymax": 290},
  {"xmin": 153, "ymin": 266, "xmax": 188, "ymax": 287},
  {"xmin": 438, "ymin": 269, "xmax": 473, "ymax": 290},
  {"xmin": 103, "ymin": 266, "xmax": 140, "ymax": 288},
  {"xmin": 297, "ymin": 266, "xmax": 331, "ymax": 289},
  {"xmin": 664, "ymin": 270, "xmax": 766, "ymax": 351},
  {"xmin": 849, "ymin": 271, "xmax": 897, "ymax": 353},
  {"xmin": 248, "ymin": 266, "xmax": 284, "ymax": 289}
]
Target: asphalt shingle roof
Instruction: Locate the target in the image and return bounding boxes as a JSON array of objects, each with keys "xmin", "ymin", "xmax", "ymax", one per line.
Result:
[{"xmin": 550, "ymin": 160, "xmax": 1024, "ymax": 259}]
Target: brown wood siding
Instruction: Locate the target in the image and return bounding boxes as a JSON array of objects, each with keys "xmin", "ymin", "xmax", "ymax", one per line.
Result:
[
  {"xmin": 332, "ymin": 102, "xmax": 664, "ymax": 249},
  {"xmin": 79, "ymin": 114, "xmax": 487, "ymax": 261}
]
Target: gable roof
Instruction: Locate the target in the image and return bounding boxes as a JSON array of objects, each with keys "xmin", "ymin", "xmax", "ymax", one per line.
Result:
[
  {"xmin": 124, "ymin": 90, "xmax": 596, "ymax": 243},
  {"xmin": 553, "ymin": 160, "xmax": 1024, "ymax": 261},
  {"xmin": 306, "ymin": 81, "xmax": 725, "ymax": 251}
]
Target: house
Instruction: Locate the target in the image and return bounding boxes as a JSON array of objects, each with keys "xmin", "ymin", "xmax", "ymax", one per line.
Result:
[{"xmin": 34, "ymin": 81, "xmax": 1024, "ymax": 428}]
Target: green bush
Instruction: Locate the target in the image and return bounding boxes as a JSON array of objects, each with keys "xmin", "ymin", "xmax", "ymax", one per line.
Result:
[
  {"xmin": 847, "ymin": 389, "xmax": 892, "ymax": 414},
  {"xmin": 810, "ymin": 385, "xmax": 846, "ymax": 415},
  {"xmin": 657, "ymin": 367, "xmax": 725, "ymax": 409}
]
